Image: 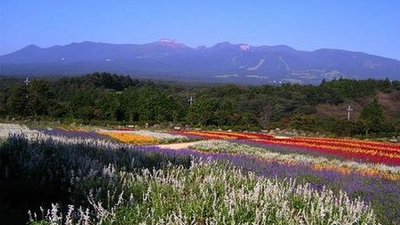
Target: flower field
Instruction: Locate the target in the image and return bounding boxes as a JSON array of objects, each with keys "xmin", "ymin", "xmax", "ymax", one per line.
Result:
[
  {"xmin": 1, "ymin": 124, "xmax": 400, "ymax": 224},
  {"xmin": 252, "ymin": 136, "xmax": 400, "ymax": 165},
  {"xmin": 175, "ymin": 130, "xmax": 400, "ymax": 165},
  {"xmin": 189, "ymin": 140, "xmax": 400, "ymax": 181},
  {"xmin": 176, "ymin": 131, "xmax": 400, "ymax": 180}
]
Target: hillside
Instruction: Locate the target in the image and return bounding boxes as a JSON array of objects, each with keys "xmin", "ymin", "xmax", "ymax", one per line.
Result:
[
  {"xmin": 1, "ymin": 40, "xmax": 400, "ymax": 84},
  {"xmin": 0, "ymin": 73, "xmax": 398, "ymax": 137},
  {"xmin": 316, "ymin": 91, "xmax": 400, "ymax": 124}
]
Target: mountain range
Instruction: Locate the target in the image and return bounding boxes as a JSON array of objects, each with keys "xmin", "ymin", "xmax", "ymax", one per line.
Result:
[{"xmin": 1, "ymin": 39, "xmax": 400, "ymax": 84}]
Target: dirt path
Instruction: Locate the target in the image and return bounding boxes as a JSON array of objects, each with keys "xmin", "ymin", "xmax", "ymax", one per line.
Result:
[{"xmin": 156, "ymin": 141, "xmax": 203, "ymax": 150}]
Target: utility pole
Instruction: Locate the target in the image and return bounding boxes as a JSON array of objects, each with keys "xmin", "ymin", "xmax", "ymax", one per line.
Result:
[
  {"xmin": 188, "ymin": 96, "xmax": 194, "ymax": 106},
  {"xmin": 24, "ymin": 77, "xmax": 30, "ymax": 116},
  {"xmin": 24, "ymin": 77, "xmax": 30, "ymax": 86},
  {"xmin": 346, "ymin": 105, "xmax": 353, "ymax": 121},
  {"xmin": 24, "ymin": 77, "xmax": 30, "ymax": 99}
]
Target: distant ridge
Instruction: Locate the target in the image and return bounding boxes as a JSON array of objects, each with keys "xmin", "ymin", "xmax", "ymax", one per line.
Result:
[{"xmin": 1, "ymin": 40, "xmax": 400, "ymax": 84}]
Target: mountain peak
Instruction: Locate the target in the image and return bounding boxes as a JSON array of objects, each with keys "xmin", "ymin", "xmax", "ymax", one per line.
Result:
[
  {"xmin": 155, "ymin": 38, "xmax": 187, "ymax": 49},
  {"xmin": 214, "ymin": 41, "xmax": 233, "ymax": 46},
  {"xmin": 211, "ymin": 42, "xmax": 235, "ymax": 50},
  {"xmin": 240, "ymin": 44, "xmax": 250, "ymax": 51},
  {"xmin": 158, "ymin": 38, "xmax": 177, "ymax": 43},
  {"xmin": 23, "ymin": 44, "xmax": 42, "ymax": 50},
  {"xmin": 196, "ymin": 45, "xmax": 207, "ymax": 51},
  {"xmin": 67, "ymin": 41, "xmax": 101, "ymax": 46}
]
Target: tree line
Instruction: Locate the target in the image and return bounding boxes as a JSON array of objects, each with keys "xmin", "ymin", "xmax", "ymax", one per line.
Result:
[{"xmin": 0, "ymin": 72, "xmax": 399, "ymax": 136}]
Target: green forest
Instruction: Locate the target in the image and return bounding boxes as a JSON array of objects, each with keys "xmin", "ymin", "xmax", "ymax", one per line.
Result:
[{"xmin": 0, "ymin": 72, "xmax": 399, "ymax": 137}]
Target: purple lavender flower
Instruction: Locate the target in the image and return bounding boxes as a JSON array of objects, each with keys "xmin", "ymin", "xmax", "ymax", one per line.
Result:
[
  {"xmin": 137, "ymin": 145, "xmax": 400, "ymax": 224},
  {"xmin": 31, "ymin": 128, "xmax": 111, "ymax": 141}
]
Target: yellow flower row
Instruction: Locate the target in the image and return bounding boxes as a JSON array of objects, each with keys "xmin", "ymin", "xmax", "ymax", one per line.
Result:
[
  {"xmin": 184, "ymin": 131, "xmax": 237, "ymax": 140},
  {"xmin": 311, "ymin": 163, "xmax": 400, "ymax": 181},
  {"xmin": 98, "ymin": 131, "xmax": 158, "ymax": 145}
]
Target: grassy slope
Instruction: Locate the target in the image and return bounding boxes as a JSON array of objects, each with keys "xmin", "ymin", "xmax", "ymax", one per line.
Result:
[{"xmin": 316, "ymin": 91, "xmax": 400, "ymax": 124}]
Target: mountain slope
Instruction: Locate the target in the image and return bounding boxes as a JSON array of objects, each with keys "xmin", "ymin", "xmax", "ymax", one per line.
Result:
[{"xmin": 1, "ymin": 40, "xmax": 400, "ymax": 84}]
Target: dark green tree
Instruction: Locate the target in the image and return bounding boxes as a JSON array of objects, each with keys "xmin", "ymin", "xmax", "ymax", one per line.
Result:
[
  {"xmin": 68, "ymin": 90, "xmax": 96, "ymax": 120},
  {"xmin": 97, "ymin": 92, "xmax": 121, "ymax": 121},
  {"xmin": 186, "ymin": 96, "xmax": 219, "ymax": 126},
  {"xmin": 27, "ymin": 79, "xmax": 51, "ymax": 117},
  {"xmin": 7, "ymin": 84, "xmax": 29, "ymax": 117},
  {"xmin": 289, "ymin": 114, "xmax": 318, "ymax": 132},
  {"xmin": 359, "ymin": 99, "xmax": 385, "ymax": 135}
]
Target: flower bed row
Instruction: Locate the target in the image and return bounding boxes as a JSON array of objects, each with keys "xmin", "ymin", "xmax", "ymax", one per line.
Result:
[
  {"xmin": 97, "ymin": 129, "xmax": 190, "ymax": 145},
  {"xmin": 0, "ymin": 123, "xmax": 39, "ymax": 139},
  {"xmin": 129, "ymin": 130, "xmax": 190, "ymax": 144},
  {"xmin": 97, "ymin": 131, "xmax": 158, "ymax": 145},
  {"xmin": 252, "ymin": 138, "xmax": 400, "ymax": 165},
  {"xmin": 32, "ymin": 127, "xmax": 109, "ymax": 140},
  {"xmin": 175, "ymin": 130, "xmax": 400, "ymax": 166},
  {"xmin": 0, "ymin": 125, "xmax": 189, "ymax": 146},
  {"xmin": 188, "ymin": 140, "xmax": 400, "ymax": 181},
  {"xmin": 173, "ymin": 130, "xmax": 274, "ymax": 140}
]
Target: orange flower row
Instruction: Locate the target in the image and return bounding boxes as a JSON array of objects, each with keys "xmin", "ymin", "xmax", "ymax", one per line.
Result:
[
  {"xmin": 179, "ymin": 131, "xmax": 238, "ymax": 140},
  {"xmin": 174, "ymin": 130, "xmax": 273, "ymax": 140},
  {"xmin": 204, "ymin": 131, "xmax": 274, "ymax": 140},
  {"xmin": 98, "ymin": 131, "xmax": 158, "ymax": 145},
  {"xmin": 294, "ymin": 136, "xmax": 400, "ymax": 153},
  {"xmin": 310, "ymin": 163, "xmax": 400, "ymax": 181}
]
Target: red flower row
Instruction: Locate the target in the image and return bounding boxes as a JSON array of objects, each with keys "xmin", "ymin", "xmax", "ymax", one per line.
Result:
[{"xmin": 174, "ymin": 131, "xmax": 400, "ymax": 165}]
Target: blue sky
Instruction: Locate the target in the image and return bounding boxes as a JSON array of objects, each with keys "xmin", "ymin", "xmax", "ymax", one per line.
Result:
[{"xmin": 1, "ymin": 0, "xmax": 400, "ymax": 60}]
